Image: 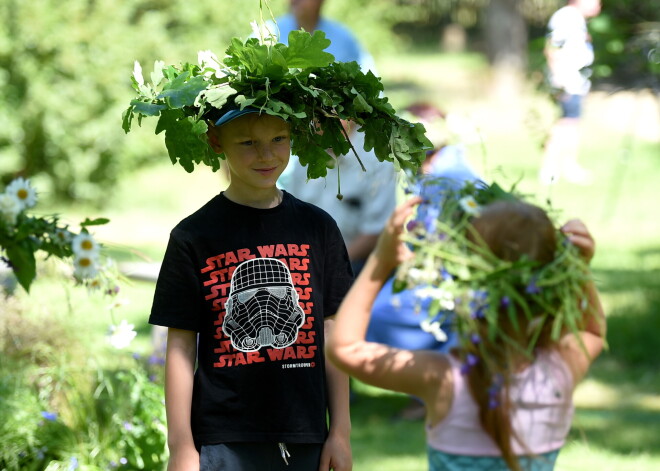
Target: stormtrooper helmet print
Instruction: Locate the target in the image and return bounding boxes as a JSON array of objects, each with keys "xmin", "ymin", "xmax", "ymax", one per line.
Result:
[{"xmin": 223, "ymin": 258, "xmax": 305, "ymax": 352}]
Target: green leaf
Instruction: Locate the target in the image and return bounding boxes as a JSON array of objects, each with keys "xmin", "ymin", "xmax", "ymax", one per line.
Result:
[
  {"xmin": 284, "ymin": 30, "xmax": 335, "ymax": 69},
  {"xmin": 157, "ymin": 74, "xmax": 208, "ymax": 109},
  {"xmin": 5, "ymin": 240, "xmax": 37, "ymax": 292},
  {"xmin": 130, "ymin": 100, "xmax": 168, "ymax": 117},
  {"xmin": 162, "ymin": 116, "xmax": 209, "ymax": 172},
  {"xmin": 350, "ymin": 87, "xmax": 373, "ymax": 113},
  {"xmin": 81, "ymin": 218, "xmax": 110, "ymax": 227},
  {"xmin": 204, "ymin": 85, "xmax": 237, "ymax": 110}
]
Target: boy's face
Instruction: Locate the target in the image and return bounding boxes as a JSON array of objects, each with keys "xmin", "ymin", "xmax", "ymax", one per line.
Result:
[{"xmin": 209, "ymin": 113, "xmax": 291, "ymax": 193}]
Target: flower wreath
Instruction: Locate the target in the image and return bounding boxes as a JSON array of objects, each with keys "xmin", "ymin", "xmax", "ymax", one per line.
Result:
[
  {"xmin": 122, "ymin": 25, "xmax": 432, "ymax": 193},
  {"xmin": 395, "ymin": 177, "xmax": 594, "ymax": 377}
]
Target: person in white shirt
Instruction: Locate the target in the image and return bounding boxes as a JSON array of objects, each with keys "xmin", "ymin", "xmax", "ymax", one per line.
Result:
[{"xmin": 539, "ymin": 0, "xmax": 601, "ymax": 186}]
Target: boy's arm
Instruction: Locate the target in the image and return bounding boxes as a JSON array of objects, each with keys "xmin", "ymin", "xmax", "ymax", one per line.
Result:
[
  {"xmin": 165, "ymin": 327, "xmax": 199, "ymax": 471},
  {"xmin": 320, "ymin": 317, "xmax": 353, "ymax": 471}
]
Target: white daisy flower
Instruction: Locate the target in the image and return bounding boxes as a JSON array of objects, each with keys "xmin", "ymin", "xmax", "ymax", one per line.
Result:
[
  {"xmin": 71, "ymin": 232, "xmax": 100, "ymax": 257},
  {"xmin": 413, "ymin": 286, "xmax": 456, "ymax": 311},
  {"xmin": 108, "ymin": 319, "xmax": 137, "ymax": 350},
  {"xmin": 53, "ymin": 228, "xmax": 73, "ymax": 246},
  {"xmin": 5, "ymin": 177, "xmax": 38, "ymax": 209},
  {"xmin": 459, "ymin": 195, "xmax": 481, "ymax": 215},
  {"xmin": 420, "ymin": 319, "xmax": 448, "ymax": 342},
  {"xmin": 0, "ymin": 193, "xmax": 22, "ymax": 225},
  {"xmin": 73, "ymin": 253, "xmax": 99, "ymax": 279}
]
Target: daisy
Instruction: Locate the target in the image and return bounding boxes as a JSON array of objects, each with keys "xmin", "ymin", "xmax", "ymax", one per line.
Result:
[
  {"xmin": 459, "ymin": 195, "xmax": 480, "ymax": 215},
  {"xmin": 5, "ymin": 177, "xmax": 38, "ymax": 209},
  {"xmin": 420, "ymin": 319, "xmax": 448, "ymax": 342},
  {"xmin": 73, "ymin": 253, "xmax": 99, "ymax": 280},
  {"xmin": 108, "ymin": 320, "xmax": 137, "ymax": 349},
  {"xmin": 71, "ymin": 232, "xmax": 100, "ymax": 257},
  {"xmin": 0, "ymin": 193, "xmax": 22, "ymax": 225}
]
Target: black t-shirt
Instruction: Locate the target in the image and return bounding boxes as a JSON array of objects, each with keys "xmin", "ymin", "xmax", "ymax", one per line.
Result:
[{"xmin": 149, "ymin": 191, "xmax": 353, "ymax": 447}]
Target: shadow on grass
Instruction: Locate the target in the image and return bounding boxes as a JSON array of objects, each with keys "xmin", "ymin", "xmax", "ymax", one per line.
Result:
[{"xmin": 571, "ymin": 262, "xmax": 660, "ymax": 458}]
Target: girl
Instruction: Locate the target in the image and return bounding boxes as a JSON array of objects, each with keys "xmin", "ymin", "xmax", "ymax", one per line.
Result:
[{"xmin": 327, "ymin": 194, "xmax": 606, "ymax": 471}]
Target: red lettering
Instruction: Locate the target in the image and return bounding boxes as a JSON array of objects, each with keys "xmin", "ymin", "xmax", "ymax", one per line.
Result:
[
  {"xmin": 211, "ymin": 298, "xmax": 227, "ymax": 312},
  {"xmin": 291, "ymin": 272, "xmax": 311, "ymax": 286},
  {"xmin": 237, "ymin": 248, "xmax": 255, "ymax": 263},
  {"xmin": 214, "ymin": 338, "xmax": 233, "ymax": 351},
  {"xmin": 247, "ymin": 351, "xmax": 265, "ymax": 363},
  {"xmin": 266, "ymin": 348, "xmax": 284, "ymax": 361},
  {"xmin": 257, "ymin": 245, "xmax": 275, "ymax": 257},
  {"xmin": 301, "ymin": 315, "xmax": 315, "ymax": 330},
  {"xmin": 296, "ymin": 287, "xmax": 313, "ymax": 300},
  {"xmin": 205, "ymin": 283, "xmax": 231, "ymax": 300},
  {"xmin": 289, "ymin": 257, "xmax": 310, "ymax": 271},
  {"xmin": 204, "ymin": 268, "xmax": 230, "ymax": 286},
  {"xmin": 297, "ymin": 331, "xmax": 316, "ymax": 344},
  {"xmin": 283, "ymin": 347, "xmax": 297, "ymax": 359}
]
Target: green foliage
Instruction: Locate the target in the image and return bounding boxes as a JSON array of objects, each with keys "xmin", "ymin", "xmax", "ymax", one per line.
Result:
[
  {"xmin": 0, "ymin": 0, "xmax": 271, "ymax": 204},
  {"xmin": 0, "ymin": 356, "xmax": 167, "ymax": 471},
  {"xmin": 123, "ymin": 29, "xmax": 431, "ymax": 181}
]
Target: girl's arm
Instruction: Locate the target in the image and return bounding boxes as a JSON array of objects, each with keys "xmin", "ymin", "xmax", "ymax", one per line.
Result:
[
  {"xmin": 326, "ymin": 198, "xmax": 450, "ymax": 405},
  {"xmin": 319, "ymin": 318, "xmax": 352, "ymax": 471},
  {"xmin": 165, "ymin": 328, "xmax": 199, "ymax": 471},
  {"xmin": 558, "ymin": 219, "xmax": 607, "ymax": 384}
]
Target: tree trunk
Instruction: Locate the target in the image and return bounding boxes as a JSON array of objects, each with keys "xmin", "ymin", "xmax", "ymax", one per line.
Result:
[{"xmin": 483, "ymin": 0, "xmax": 528, "ymax": 101}]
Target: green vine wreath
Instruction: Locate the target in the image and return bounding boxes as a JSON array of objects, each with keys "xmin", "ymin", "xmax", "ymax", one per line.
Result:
[{"xmin": 122, "ymin": 27, "xmax": 432, "ymax": 188}]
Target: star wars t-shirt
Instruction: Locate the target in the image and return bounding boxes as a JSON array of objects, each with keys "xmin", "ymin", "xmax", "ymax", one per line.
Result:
[{"xmin": 149, "ymin": 191, "xmax": 354, "ymax": 446}]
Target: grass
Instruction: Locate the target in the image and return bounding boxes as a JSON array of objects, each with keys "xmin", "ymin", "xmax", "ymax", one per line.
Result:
[{"xmin": 4, "ymin": 50, "xmax": 660, "ymax": 469}]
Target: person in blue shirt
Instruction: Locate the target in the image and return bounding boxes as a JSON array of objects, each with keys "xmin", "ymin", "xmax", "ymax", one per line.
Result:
[{"xmin": 273, "ymin": 0, "xmax": 377, "ymax": 73}]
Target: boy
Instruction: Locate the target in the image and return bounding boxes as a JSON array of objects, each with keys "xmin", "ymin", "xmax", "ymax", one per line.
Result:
[{"xmin": 150, "ymin": 107, "xmax": 354, "ymax": 471}]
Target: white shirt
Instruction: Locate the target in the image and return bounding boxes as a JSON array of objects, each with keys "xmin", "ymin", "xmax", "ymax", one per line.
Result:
[
  {"xmin": 547, "ymin": 6, "xmax": 595, "ymax": 95},
  {"xmin": 280, "ymin": 131, "xmax": 398, "ymax": 249}
]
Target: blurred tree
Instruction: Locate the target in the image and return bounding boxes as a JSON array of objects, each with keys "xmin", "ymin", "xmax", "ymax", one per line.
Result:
[{"xmin": 0, "ymin": 0, "xmax": 272, "ymax": 205}]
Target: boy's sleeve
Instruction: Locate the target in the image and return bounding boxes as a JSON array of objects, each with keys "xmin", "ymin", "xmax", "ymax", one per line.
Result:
[
  {"xmin": 322, "ymin": 219, "xmax": 354, "ymax": 318},
  {"xmin": 149, "ymin": 231, "xmax": 203, "ymax": 331}
]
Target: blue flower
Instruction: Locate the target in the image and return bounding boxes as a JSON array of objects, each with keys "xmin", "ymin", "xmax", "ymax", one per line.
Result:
[
  {"xmin": 526, "ymin": 278, "xmax": 541, "ymax": 295},
  {"xmin": 488, "ymin": 397, "xmax": 500, "ymax": 409},
  {"xmin": 466, "ymin": 353, "xmax": 479, "ymax": 367},
  {"xmin": 470, "ymin": 333, "xmax": 481, "ymax": 345},
  {"xmin": 41, "ymin": 411, "xmax": 57, "ymax": 422},
  {"xmin": 500, "ymin": 295, "xmax": 511, "ymax": 307},
  {"xmin": 441, "ymin": 268, "xmax": 453, "ymax": 281}
]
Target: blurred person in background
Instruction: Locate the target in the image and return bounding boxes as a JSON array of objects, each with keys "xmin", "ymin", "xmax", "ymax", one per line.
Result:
[
  {"xmin": 539, "ymin": 0, "xmax": 602, "ymax": 186},
  {"xmin": 276, "ymin": 0, "xmax": 389, "ymax": 276},
  {"xmin": 273, "ymin": 0, "xmax": 377, "ymax": 73}
]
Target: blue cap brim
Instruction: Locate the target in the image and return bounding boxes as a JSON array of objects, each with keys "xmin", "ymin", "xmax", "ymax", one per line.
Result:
[{"xmin": 214, "ymin": 108, "xmax": 260, "ymax": 126}]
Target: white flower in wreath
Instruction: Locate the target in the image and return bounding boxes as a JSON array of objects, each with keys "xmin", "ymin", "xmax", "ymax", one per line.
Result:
[
  {"xmin": 413, "ymin": 286, "xmax": 456, "ymax": 311},
  {"xmin": 420, "ymin": 319, "xmax": 448, "ymax": 342},
  {"xmin": 0, "ymin": 193, "xmax": 22, "ymax": 225},
  {"xmin": 72, "ymin": 232, "xmax": 100, "ymax": 257},
  {"xmin": 5, "ymin": 177, "xmax": 38, "ymax": 210},
  {"xmin": 108, "ymin": 320, "xmax": 137, "ymax": 350},
  {"xmin": 459, "ymin": 195, "xmax": 481, "ymax": 215}
]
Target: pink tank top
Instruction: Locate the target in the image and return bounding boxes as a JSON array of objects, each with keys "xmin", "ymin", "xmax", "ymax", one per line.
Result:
[{"xmin": 426, "ymin": 349, "xmax": 574, "ymax": 455}]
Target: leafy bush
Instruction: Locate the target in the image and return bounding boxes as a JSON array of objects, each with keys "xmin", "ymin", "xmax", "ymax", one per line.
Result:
[{"xmin": 0, "ymin": 305, "xmax": 166, "ymax": 471}]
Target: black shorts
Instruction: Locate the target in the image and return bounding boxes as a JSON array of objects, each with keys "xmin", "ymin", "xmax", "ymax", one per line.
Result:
[{"xmin": 200, "ymin": 442, "xmax": 323, "ymax": 471}]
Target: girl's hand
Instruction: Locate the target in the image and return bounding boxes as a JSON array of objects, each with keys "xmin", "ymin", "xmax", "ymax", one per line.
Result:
[
  {"xmin": 373, "ymin": 197, "xmax": 423, "ymax": 272},
  {"xmin": 561, "ymin": 219, "xmax": 595, "ymax": 263}
]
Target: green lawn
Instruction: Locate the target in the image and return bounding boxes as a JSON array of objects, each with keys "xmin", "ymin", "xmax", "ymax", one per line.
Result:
[{"xmin": 4, "ymin": 51, "xmax": 660, "ymax": 469}]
